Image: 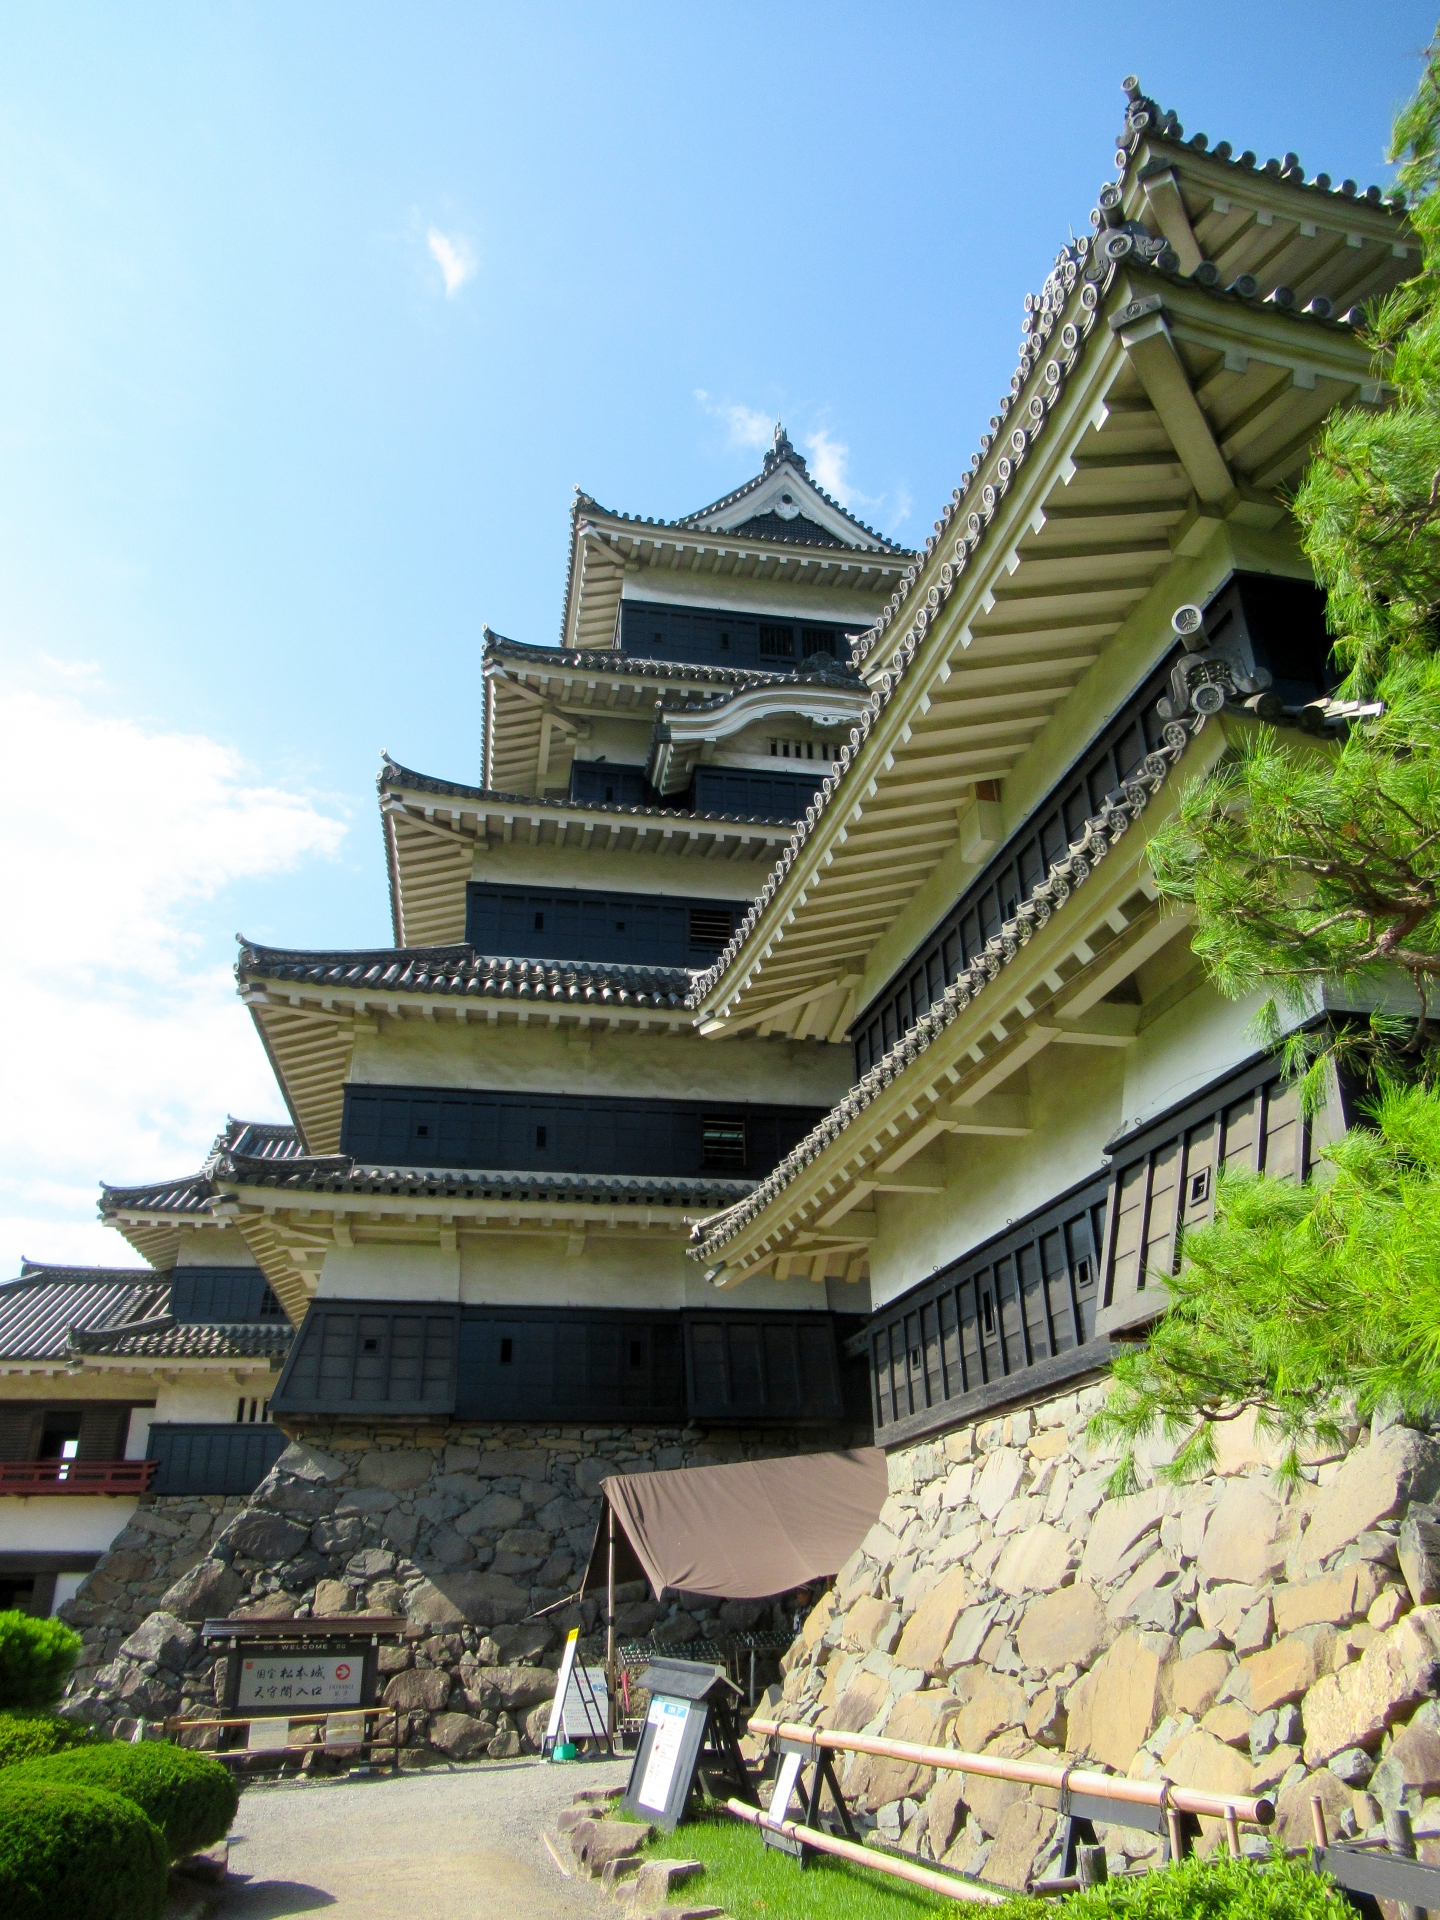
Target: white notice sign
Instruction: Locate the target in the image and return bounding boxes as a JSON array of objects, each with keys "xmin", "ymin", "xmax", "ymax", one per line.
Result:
[
  {"xmin": 637, "ymin": 1698, "xmax": 689, "ymax": 1813},
  {"xmin": 237, "ymin": 1655, "xmax": 363, "ymax": 1710}
]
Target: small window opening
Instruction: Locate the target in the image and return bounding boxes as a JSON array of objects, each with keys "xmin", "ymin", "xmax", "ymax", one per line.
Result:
[
  {"xmin": 362, "ymin": 1337, "xmax": 379, "ymax": 1353},
  {"xmin": 500, "ymin": 1337, "xmax": 514, "ymax": 1364},
  {"xmin": 615, "ymin": 920, "xmax": 625, "ymax": 932},
  {"xmin": 415, "ymin": 1123, "xmax": 429, "ymax": 1138},
  {"xmin": 604, "ymin": 784, "xmax": 615, "ymax": 801},
  {"xmin": 720, "ymin": 631, "xmax": 730, "ymax": 649},
  {"xmin": 908, "ymin": 1346, "xmax": 921, "ymax": 1372},
  {"xmin": 981, "ymin": 1290, "xmax": 995, "ymax": 1335},
  {"xmin": 1189, "ymin": 1168, "xmax": 1211, "ymax": 1207},
  {"xmin": 534, "ymin": 910, "xmax": 544, "ymax": 930},
  {"xmin": 259, "ymin": 1289, "xmax": 283, "ymax": 1318},
  {"xmin": 688, "ymin": 906, "xmax": 733, "ymax": 950},
  {"xmin": 536, "ymin": 1125, "xmax": 547, "ymax": 1150},
  {"xmin": 1075, "ymin": 1257, "xmax": 1093, "ymax": 1289},
  {"xmin": 702, "ymin": 1117, "xmax": 747, "ymax": 1171},
  {"xmin": 628, "ymin": 1339, "xmax": 644, "ymax": 1367}
]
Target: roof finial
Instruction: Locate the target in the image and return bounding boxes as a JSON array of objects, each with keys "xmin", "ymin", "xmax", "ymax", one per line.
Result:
[{"xmin": 763, "ymin": 419, "xmax": 805, "ymax": 476}]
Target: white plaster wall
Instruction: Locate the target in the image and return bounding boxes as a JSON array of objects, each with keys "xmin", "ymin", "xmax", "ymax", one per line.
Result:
[
  {"xmin": 1119, "ymin": 974, "xmax": 1266, "ymax": 1138},
  {"xmin": 169, "ymin": 1229, "xmax": 259, "ymax": 1269},
  {"xmin": 469, "ymin": 841, "xmax": 769, "ymax": 903},
  {"xmin": 316, "ymin": 1236, "xmax": 834, "ymax": 1313},
  {"xmin": 125, "ymin": 1373, "xmax": 275, "ymax": 1458},
  {"xmin": 866, "ymin": 1044, "xmax": 1124, "ymax": 1313},
  {"xmin": 0, "ymin": 1497, "xmax": 137, "ymax": 1558},
  {"xmin": 348, "ymin": 1017, "xmax": 852, "ymax": 1108},
  {"xmin": 569, "ymin": 715, "xmax": 652, "ymax": 766}
]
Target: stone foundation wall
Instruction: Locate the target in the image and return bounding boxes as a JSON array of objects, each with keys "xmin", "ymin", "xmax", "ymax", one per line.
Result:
[
  {"xmin": 779, "ymin": 1382, "xmax": 1440, "ymax": 1889},
  {"xmin": 62, "ymin": 1418, "xmax": 852, "ymax": 1762}
]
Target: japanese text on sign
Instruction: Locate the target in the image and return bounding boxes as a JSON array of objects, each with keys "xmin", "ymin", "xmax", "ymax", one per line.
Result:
[{"xmin": 236, "ymin": 1656, "xmax": 363, "ymax": 1711}]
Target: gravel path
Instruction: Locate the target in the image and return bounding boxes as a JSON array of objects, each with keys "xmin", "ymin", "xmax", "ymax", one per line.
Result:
[{"xmin": 217, "ymin": 1756, "xmax": 633, "ymax": 1919}]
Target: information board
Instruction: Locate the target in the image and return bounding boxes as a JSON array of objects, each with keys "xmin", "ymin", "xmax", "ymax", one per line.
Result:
[
  {"xmin": 637, "ymin": 1698, "xmax": 691, "ymax": 1811},
  {"xmin": 237, "ymin": 1655, "xmax": 363, "ymax": 1712}
]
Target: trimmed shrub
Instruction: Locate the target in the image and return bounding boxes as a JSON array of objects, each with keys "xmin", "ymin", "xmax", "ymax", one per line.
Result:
[
  {"xmin": 993, "ymin": 1851, "xmax": 1358, "ymax": 1920},
  {"xmin": 0, "ymin": 1779, "xmax": 168, "ymax": 1920},
  {"xmin": 13, "ymin": 1739, "xmax": 239, "ymax": 1860},
  {"xmin": 0, "ymin": 1710, "xmax": 95, "ymax": 1769},
  {"xmin": 0, "ymin": 1612, "xmax": 81, "ymax": 1711}
]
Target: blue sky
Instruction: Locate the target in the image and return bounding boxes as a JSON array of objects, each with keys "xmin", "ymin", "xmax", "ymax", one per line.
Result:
[{"xmin": 1, "ymin": 2, "xmax": 1433, "ymax": 1269}]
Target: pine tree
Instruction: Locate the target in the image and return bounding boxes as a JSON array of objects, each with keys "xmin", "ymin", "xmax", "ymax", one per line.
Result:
[{"xmin": 1094, "ymin": 38, "xmax": 1440, "ymax": 1484}]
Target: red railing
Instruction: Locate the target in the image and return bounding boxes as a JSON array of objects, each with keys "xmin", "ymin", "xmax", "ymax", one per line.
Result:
[{"xmin": 0, "ymin": 1460, "xmax": 157, "ymax": 1496}]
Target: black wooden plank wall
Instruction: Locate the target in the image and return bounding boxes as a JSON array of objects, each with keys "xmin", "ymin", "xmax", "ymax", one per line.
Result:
[
  {"xmin": 168, "ymin": 1269, "xmax": 285, "ymax": 1323},
  {"xmin": 692, "ymin": 765, "xmax": 829, "ymax": 820},
  {"xmin": 340, "ymin": 1087, "xmax": 823, "ymax": 1179},
  {"xmin": 617, "ymin": 600, "xmax": 861, "ymax": 673},
  {"xmin": 147, "ymin": 1424, "xmax": 287, "ymax": 1496},
  {"xmin": 464, "ymin": 882, "xmax": 739, "ymax": 968}
]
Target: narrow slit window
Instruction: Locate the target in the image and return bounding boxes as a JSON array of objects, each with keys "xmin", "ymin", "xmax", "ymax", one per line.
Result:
[
  {"xmin": 688, "ymin": 906, "xmax": 733, "ymax": 951},
  {"xmin": 701, "ymin": 1117, "xmax": 747, "ymax": 1171},
  {"xmin": 629, "ymin": 1339, "xmax": 644, "ymax": 1367},
  {"xmin": 1075, "ymin": 1257, "xmax": 1093, "ymax": 1290},
  {"xmin": 534, "ymin": 910, "xmax": 544, "ymax": 930},
  {"xmin": 535, "ymin": 1125, "xmax": 547, "ymax": 1150},
  {"xmin": 500, "ymin": 1338, "xmax": 513, "ymax": 1364},
  {"xmin": 981, "ymin": 1290, "xmax": 995, "ymax": 1335}
]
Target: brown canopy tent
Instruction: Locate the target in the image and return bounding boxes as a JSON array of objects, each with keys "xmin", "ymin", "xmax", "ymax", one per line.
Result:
[
  {"xmin": 578, "ymin": 1447, "xmax": 886, "ymax": 1736},
  {"xmin": 580, "ymin": 1448, "xmax": 886, "ymax": 1604}
]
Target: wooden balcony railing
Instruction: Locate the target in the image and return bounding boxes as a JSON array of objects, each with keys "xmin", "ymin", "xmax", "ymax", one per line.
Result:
[{"xmin": 0, "ymin": 1459, "xmax": 157, "ymax": 1496}]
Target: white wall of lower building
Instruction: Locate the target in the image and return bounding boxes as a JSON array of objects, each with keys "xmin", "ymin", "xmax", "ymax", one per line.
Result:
[
  {"xmin": 125, "ymin": 1370, "xmax": 277, "ymax": 1458},
  {"xmin": 0, "ymin": 1496, "xmax": 138, "ymax": 1559}
]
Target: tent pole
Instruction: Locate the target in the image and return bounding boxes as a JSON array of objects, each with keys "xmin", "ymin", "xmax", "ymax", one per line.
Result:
[{"xmin": 606, "ymin": 1504, "xmax": 617, "ymax": 1745}]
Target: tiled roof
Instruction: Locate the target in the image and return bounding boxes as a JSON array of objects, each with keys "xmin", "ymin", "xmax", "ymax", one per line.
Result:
[
  {"xmin": 0, "ymin": 1265, "xmax": 169, "ymax": 1361},
  {"xmin": 99, "ymin": 1117, "xmax": 302, "ymax": 1218},
  {"xmin": 238, "ymin": 941, "xmax": 696, "ymax": 1010},
  {"xmin": 684, "ymin": 79, "xmax": 1408, "ymax": 1019},
  {"xmin": 688, "ymin": 707, "xmax": 1206, "ymax": 1262},
  {"xmin": 69, "ymin": 1318, "xmax": 292, "ymax": 1360},
  {"xmin": 216, "ymin": 1152, "xmax": 755, "ymax": 1209},
  {"xmin": 485, "ymin": 633, "xmax": 859, "ymax": 690},
  {"xmin": 377, "ymin": 755, "xmax": 801, "ymax": 829}
]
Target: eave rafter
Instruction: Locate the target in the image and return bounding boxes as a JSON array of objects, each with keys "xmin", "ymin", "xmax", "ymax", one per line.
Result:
[{"xmin": 689, "ymin": 192, "xmax": 1395, "ymax": 1043}]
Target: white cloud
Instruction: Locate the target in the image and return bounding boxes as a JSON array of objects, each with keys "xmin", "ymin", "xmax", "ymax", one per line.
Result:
[
  {"xmin": 803, "ymin": 428, "xmax": 851, "ymax": 504},
  {"xmin": 427, "ymin": 227, "xmax": 477, "ymax": 297},
  {"xmin": 0, "ymin": 685, "xmax": 347, "ymax": 1277},
  {"xmin": 694, "ymin": 390, "xmax": 773, "ymax": 452}
]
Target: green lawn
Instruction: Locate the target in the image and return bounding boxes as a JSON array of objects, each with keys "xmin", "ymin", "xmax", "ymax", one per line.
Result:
[{"xmin": 640, "ymin": 1809, "xmax": 975, "ymax": 1920}]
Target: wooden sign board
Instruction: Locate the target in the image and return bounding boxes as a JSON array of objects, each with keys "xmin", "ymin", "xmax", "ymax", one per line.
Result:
[{"xmin": 619, "ymin": 1657, "xmax": 757, "ymax": 1832}]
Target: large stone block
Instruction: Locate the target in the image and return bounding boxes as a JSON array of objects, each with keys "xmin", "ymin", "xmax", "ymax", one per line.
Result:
[
  {"xmin": 894, "ymin": 1567, "xmax": 974, "ymax": 1674},
  {"xmin": 837, "ymin": 1596, "xmax": 895, "ymax": 1655},
  {"xmin": 273, "ymin": 1442, "xmax": 348, "ymax": 1485},
  {"xmin": 358, "ymin": 1450, "xmax": 436, "ymax": 1492},
  {"xmin": 1065, "ymin": 1627, "xmax": 1172, "ymax": 1770},
  {"xmin": 1303, "ymin": 1606, "xmax": 1440, "ymax": 1764},
  {"xmin": 160, "ymin": 1558, "xmax": 243, "ymax": 1623},
  {"xmin": 1399, "ymin": 1509, "xmax": 1440, "ymax": 1607},
  {"xmin": 1167, "ymin": 1649, "xmax": 1233, "ymax": 1720},
  {"xmin": 1163, "ymin": 1728, "xmax": 1257, "ymax": 1848},
  {"xmin": 944, "ymin": 1601, "xmax": 1001, "ymax": 1670},
  {"xmin": 1303, "ymin": 1430, "xmax": 1440, "ymax": 1568},
  {"xmin": 984, "ymin": 1800, "xmax": 1056, "ymax": 1889},
  {"xmin": 1238, "ymin": 1628, "xmax": 1334, "ymax": 1714},
  {"xmin": 825, "ymin": 1670, "xmax": 889, "ymax": 1735},
  {"xmin": 1197, "ymin": 1479, "xmax": 1291, "ymax": 1587},
  {"xmin": 427, "ymin": 1709, "xmax": 492, "ymax": 1759},
  {"xmin": 848, "ymin": 1689, "xmax": 958, "ymax": 1809},
  {"xmin": 119, "ymin": 1611, "xmax": 197, "ymax": 1673},
  {"xmin": 404, "ymin": 1570, "xmax": 529, "ymax": 1627},
  {"xmin": 992, "ymin": 1524, "xmax": 1074, "ymax": 1597},
  {"xmin": 222, "ymin": 1509, "xmax": 311, "ymax": 1564},
  {"xmin": 1370, "ymin": 1706, "xmax": 1440, "ymax": 1811},
  {"xmin": 973, "ymin": 1448, "xmax": 1026, "ymax": 1521},
  {"xmin": 962, "ymin": 1733, "xmax": 1031, "ymax": 1836},
  {"xmin": 927, "ymin": 1772, "xmax": 969, "ymax": 1860},
  {"xmin": 475, "ymin": 1448, "xmax": 550, "ymax": 1481},
  {"xmin": 956, "ymin": 1672, "xmax": 1027, "ymax": 1752},
  {"xmin": 1273, "ymin": 1565, "xmax": 1381, "ymax": 1637},
  {"xmin": 383, "ymin": 1667, "xmax": 452, "ymax": 1712},
  {"xmin": 1016, "ymin": 1583, "xmax": 1106, "ymax": 1672},
  {"xmin": 1077, "ymin": 1490, "xmax": 1163, "ymax": 1586}
]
